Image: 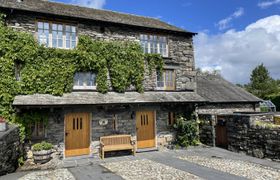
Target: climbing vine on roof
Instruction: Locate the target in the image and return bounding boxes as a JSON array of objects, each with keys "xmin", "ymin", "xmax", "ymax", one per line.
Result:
[{"xmin": 0, "ymin": 13, "xmax": 163, "ymax": 125}]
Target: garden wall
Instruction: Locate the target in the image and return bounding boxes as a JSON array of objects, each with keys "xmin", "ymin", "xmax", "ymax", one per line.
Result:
[
  {"xmin": 0, "ymin": 124, "xmax": 24, "ymax": 175},
  {"xmin": 199, "ymin": 113, "xmax": 280, "ymax": 160}
]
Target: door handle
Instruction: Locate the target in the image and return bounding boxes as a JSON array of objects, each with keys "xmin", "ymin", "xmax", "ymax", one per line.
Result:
[{"xmin": 65, "ymin": 132, "xmax": 69, "ymax": 136}]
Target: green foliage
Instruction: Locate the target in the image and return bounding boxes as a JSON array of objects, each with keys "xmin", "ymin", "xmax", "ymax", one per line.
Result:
[
  {"xmin": 18, "ymin": 156, "xmax": 24, "ymax": 167},
  {"xmin": 173, "ymin": 116, "xmax": 200, "ymax": 147},
  {"xmin": 145, "ymin": 54, "xmax": 163, "ymax": 75},
  {"xmin": 245, "ymin": 63, "xmax": 278, "ymax": 99},
  {"xmin": 14, "ymin": 110, "xmax": 49, "ymax": 139},
  {"xmin": 0, "ymin": 13, "xmax": 164, "ymax": 140},
  {"xmin": 32, "ymin": 141, "xmax": 53, "ymax": 151},
  {"xmin": 268, "ymin": 94, "xmax": 280, "ymax": 111}
]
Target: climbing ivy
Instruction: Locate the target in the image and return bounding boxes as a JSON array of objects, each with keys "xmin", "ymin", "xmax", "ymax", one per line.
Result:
[{"xmin": 0, "ymin": 13, "xmax": 163, "ymax": 139}]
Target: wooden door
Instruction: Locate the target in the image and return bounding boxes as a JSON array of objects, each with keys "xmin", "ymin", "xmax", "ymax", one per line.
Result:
[
  {"xmin": 136, "ymin": 111, "xmax": 156, "ymax": 149},
  {"xmin": 215, "ymin": 118, "xmax": 228, "ymax": 148},
  {"xmin": 65, "ymin": 113, "xmax": 90, "ymax": 157}
]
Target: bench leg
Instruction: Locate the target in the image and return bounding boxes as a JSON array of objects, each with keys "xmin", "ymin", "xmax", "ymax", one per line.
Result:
[{"xmin": 102, "ymin": 150, "xmax": 104, "ymax": 160}]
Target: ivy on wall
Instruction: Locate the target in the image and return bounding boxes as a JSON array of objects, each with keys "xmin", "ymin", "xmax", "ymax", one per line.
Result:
[{"xmin": 0, "ymin": 13, "xmax": 163, "ymax": 138}]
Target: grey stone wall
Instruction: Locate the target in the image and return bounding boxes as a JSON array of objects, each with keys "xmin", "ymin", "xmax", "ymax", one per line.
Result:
[
  {"xmin": 198, "ymin": 114, "xmax": 214, "ymax": 146},
  {"xmin": 226, "ymin": 115, "xmax": 280, "ymax": 160},
  {"xmin": 198, "ymin": 103, "xmax": 259, "ymax": 115},
  {"xmin": 0, "ymin": 124, "xmax": 24, "ymax": 175},
  {"xmin": 199, "ymin": 114, "xmax": 280, "ymax": 160},
  {"xmin": 5, "ymin": 12, "xmax": 196, "ymax": 92}
]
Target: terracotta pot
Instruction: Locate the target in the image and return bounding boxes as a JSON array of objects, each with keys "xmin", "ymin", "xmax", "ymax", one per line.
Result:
[
  {"xmin": 0, "ymin": 122, "xmax": 7, "ymax": 132},
  {"xmin": 32, "ymin": 149, "xmax": 53, "ymax": 164}
]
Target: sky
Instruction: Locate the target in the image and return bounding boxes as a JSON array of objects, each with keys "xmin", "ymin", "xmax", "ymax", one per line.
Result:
[{"xmin": 52, "ymin": 0, "xmax": 280, "ymax": 84}]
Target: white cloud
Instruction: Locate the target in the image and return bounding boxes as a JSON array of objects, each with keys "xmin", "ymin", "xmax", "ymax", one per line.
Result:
[
  {"xmin": 216, "ymin": 7, "xmax": 244, "ymax": 30},
  {"xmin": 71, "ymin": 0, "xmax": 106, "ymax": 9},
  {"xmin": 258, "ymin": 0, "xmax": 280, "ymax": 8},
  {"xmin": 195, "ymin": 15, "xmax": 280, "ymax": 84}
]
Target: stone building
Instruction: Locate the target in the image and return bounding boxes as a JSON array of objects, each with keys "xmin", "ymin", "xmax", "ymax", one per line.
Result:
[{"xmin": 0, "ymin": 0, "xmax": 261, "ymax": 158}]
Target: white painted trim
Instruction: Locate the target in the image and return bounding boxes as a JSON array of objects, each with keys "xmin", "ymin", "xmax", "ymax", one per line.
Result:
[{"xmin": 73, "ymin": 86, "xmax": 97, "ymax": 90}]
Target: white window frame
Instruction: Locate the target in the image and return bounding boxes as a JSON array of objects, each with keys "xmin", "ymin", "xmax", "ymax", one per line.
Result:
[
  {"xmin": 156, "ymin": 69, "xmax": 175, "ymax": 90},
  {"xmin": 73, "ymin": 72, "xmax": 97, "ymax": 90},
  {"xmin": 37, "ymin": 20, "xmax": 78, "ymax": 49},
  {"xmin": 140, "ymin": 34, "xmax": 169, "ymax": 57}
]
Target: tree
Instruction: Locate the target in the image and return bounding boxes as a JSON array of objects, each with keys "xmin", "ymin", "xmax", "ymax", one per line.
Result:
[{"xmin": 246, "ymin": 63, "xmax": 278, "ymax": 99}]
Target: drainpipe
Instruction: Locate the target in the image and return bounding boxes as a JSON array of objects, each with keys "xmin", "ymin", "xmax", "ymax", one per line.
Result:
[{"xmin": 211, "ymin": 114, "xmax": 216, "ymax": 147}]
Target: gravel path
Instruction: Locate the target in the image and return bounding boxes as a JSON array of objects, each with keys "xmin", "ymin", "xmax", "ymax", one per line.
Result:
[
  {"xmin": 102, "ymin": 159, "xmax": 202, "ymax": 180},
  {"xmin": 179, "ymin": 155, "xmax": 280, "ymax": 180},
  {"xmin": 18, "ymin": 169, "xmax": 75, "ymax": 180}
]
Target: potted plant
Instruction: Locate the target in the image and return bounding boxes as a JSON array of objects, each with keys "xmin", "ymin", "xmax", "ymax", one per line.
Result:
[
  {"xmin": 32, "ymin": 141, "xmax": 53, "ymax": 164},
  {"xmin": 0, "ymin": 117, "xmax": 7, "ymax": 132}
]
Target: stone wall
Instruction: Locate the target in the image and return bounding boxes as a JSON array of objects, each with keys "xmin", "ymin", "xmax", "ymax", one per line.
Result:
[
  {"xmin": 0, "ymin": 124, "xmax": 24, "ymax": 175},
  {"xmin": 198, "ymin": 103, "xmax": 259, "ymax": 115},
  {"xmin": 198, "ymin": 114, "xmax": 214, "ymax": 146},
  {"xmin": 226, "ymin": 115, "xmax": 280, "ymax": 160},
  {"xmin": 199, "ymin": 113, "xmax": 280, "ymax": 160},
  {"xmin": 5, "ymin": 12, "xmax": 196, "ymax": 92}
]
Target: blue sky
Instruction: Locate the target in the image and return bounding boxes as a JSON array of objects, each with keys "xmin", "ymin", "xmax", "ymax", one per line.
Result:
[{"xmin": 53, "ymin": 0, "xmax": 280, "ymax": 84}]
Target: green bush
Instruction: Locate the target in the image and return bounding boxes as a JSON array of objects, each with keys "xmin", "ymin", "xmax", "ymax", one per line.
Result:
[
  {"xmin": 173, "ymin": 116, "xmax": 200, "ymax": 147},
  {"xmin": 32, "ymin": 141, "xmax": 53, "ymax": 151}
]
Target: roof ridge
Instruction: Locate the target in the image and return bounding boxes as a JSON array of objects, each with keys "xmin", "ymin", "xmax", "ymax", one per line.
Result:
[{"xmin": 45, "ymin": 0, "xmax": 186, "ymax": 32}]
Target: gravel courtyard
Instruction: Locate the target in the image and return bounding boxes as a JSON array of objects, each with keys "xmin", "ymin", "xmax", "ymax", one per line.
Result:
[
  {"xmin": 1, "ymin": 146, "xmax": 280, "ymax": 180},
  {"xmin": 102, "ymin": 159, "xmax": 202, "ymax": 180},
  {"xmin": 179, "ymin": 155, "xmax": 280, "ymax": 180}
]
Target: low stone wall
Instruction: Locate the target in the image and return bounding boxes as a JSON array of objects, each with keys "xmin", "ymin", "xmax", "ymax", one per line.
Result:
[
  {"xmin": 226, "ymin": 115, "xmax": 280, "ymax": 160},
  {"xmin": 199, "ymin": 113, "xmax": 280, "ymax": 160},
  {"xmin": 0, "ymin": 124, "xmax": 24, "ymax": 175}
]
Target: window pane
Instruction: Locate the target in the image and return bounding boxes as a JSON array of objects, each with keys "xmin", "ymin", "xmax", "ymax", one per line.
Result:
[
  {"xmin": 58, "ymin": 39, "xmax": 63, "ymax": 48},
  {"xmin": 66, "ymin": 40, "xmax": 70, "ymax": 49},
  {"xmin": 66, "ymin": 32, "xmax": 70, "ymax": 40},
  {"xmin": 71, "ymin": 41, "xmax": 76, "ymax": 49},
  {"xmin": 66, "ymin": 25, "xmax": 71, "ymax": 32},
  {"xmin": 38, "ymin": 22, "xmax": 43, "ymax": 29},
  {"xmin": 52, "ymin": 23, "xmax": 57, "ymax": 30},
  {"xmin": 58, "ymin": 24, "xmax": 63, "ymax": 31},
  {"xmin": 44, "ymin": 22, "xmax": 49, "ymax": 30},
  {"xmin": 72, "ymin": 26, "xmax": 76, "ymax": 32}
]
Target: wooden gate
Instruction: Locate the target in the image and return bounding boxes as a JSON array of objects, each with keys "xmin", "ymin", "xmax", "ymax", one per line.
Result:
[
  {"xmin": 136, "ymin": 111, "xmax": 155, "ymax": 149},
  {"xmin": 65, "ymin": 113, "xmax": 90, "ymax": 157},
  {"xmin": 215, "ymin": 116, "xmax": 228, "ymax": 148}
]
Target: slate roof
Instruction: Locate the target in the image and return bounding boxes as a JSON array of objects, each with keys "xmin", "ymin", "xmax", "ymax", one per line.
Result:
[
  {"xmin": 0, "ymin": 0, "xmax": 195, "ymax": 35},
  {"xmin": 13, "ymin": 92, "xmax": 205, "ymax": 106},
  {"xmin": 197, "ymin": 75, "xmax": 262, "ymax": 103}
]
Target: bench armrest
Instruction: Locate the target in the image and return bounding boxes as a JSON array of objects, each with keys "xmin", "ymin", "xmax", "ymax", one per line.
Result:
[{"xmin": 100, "ymin": 141, "xmax": 105, "ymax": 148}]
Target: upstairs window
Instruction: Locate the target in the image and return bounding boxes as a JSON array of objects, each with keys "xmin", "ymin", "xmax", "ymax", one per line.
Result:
[
  {"xmin": 73, "ymin": 72, "xmax": 97, "ymax": 90},
  {"xmin": 140, "ymin": 34, "xmax": 168, "ymax": 57},
  {"xmin": 37, "ymin": 21, "xmax": 77, "ymax": 49},
  {"xmin": 38, "ymin": 22, "xmax": 50, "ymax": 47},
  {"xmin": 157, "ymin": 69, "xmax": 175, "ymax": 90}
]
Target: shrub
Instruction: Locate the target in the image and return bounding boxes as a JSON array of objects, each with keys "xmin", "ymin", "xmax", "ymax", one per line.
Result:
[
  {"xmin": 32, "ymin": 141, "xmax": 53, "ymax": 151},
  {"xmin": 173, "ymin": 116, "xmax": 200, "ymax": 147}
]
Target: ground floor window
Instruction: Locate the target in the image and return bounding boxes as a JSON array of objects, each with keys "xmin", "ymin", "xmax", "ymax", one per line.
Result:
[
  {"xmin": 30, "ymin": 121, "xmax": 45, "ymax": 139},
  {"xmin": 168, "ymin": 112, "xmax": 176, "ymax": 126}
]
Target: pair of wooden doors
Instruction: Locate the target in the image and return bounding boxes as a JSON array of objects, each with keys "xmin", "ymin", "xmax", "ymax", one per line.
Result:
[
  {"xmin": 136, "ymin": 111, "xmax": 156, "ymax": 149},
  {"xmin": 65, "ymin": 113, "xmax": 90, "ymax": 157}
]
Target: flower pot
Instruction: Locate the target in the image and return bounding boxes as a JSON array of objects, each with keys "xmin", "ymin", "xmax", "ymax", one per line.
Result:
[
  {"xmin": 0, "ymin": 122, "xmax": 7, "ymax": 132},
  {"xmin": 32, "ymin": 149, "xmax": 53, "ymax": 164}
]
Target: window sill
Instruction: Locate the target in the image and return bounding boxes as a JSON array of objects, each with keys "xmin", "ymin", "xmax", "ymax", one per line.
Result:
[{"xmin": 73, "ymin": 86, "xmax": 97, "ymax": 90}]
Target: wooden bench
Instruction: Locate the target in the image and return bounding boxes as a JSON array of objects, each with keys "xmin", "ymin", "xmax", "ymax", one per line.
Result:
[{"xmin": 100, "ymin": 134, "xmax": 136, "ymax": 159}]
